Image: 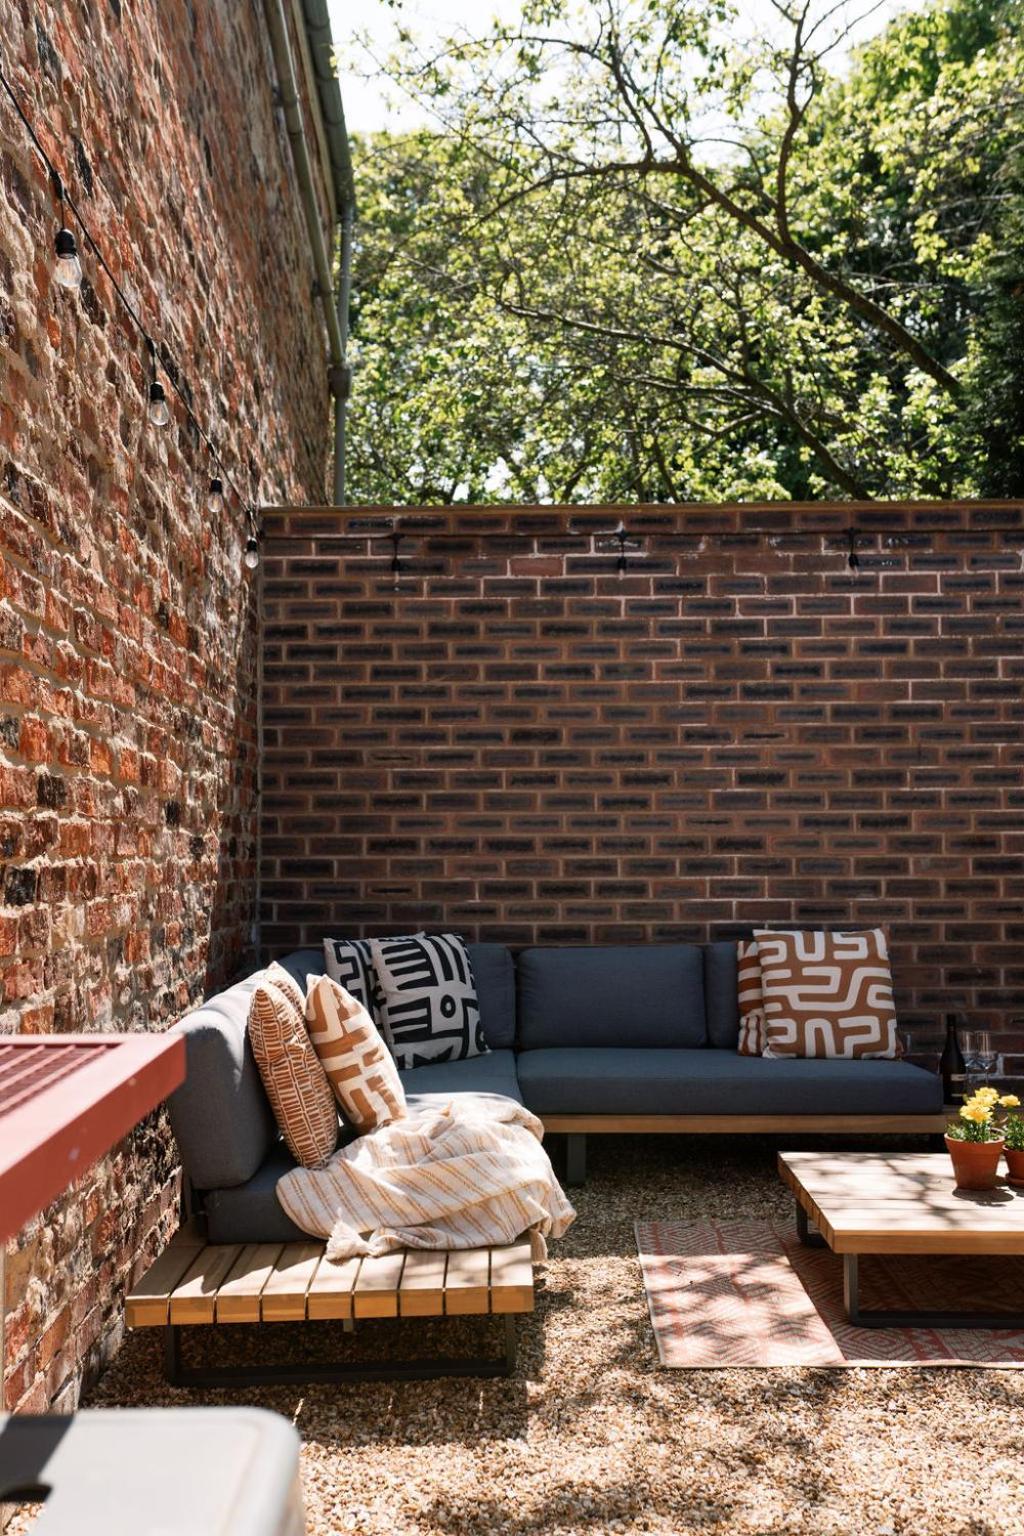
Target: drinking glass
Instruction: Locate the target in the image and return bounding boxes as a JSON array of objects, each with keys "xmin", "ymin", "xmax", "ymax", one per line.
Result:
[{"xmin": 961, "ymin": 1029, "xmax": 999, "ymax": 1093}]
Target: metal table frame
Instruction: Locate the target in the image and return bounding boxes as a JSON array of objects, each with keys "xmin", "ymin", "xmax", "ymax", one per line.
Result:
[{"xmin": 795, "ymin": 1199, "xmax": 1024, "ymax": 1330}]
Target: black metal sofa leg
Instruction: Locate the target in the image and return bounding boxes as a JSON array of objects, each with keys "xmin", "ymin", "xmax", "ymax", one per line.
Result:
[
  {"xmin": 162, "ymin": 1317, "xmax": 518, "ymax": 1385},
  {"xmin": 566, "ymin": 1133, "xmax": 587, "ymax": 1186}
]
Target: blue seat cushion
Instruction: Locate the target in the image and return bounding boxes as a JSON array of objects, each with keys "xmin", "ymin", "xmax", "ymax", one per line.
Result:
[
  {"xmin": 204, "ymin": 1145, "xmax": 308, "ymax": 1243},
  {"xmin": 399, "ymin": 1048, "xmax": 522, "ymax": 1102},
  {"xmin": 202, "ymin": 1058, "xmax": 522, "ymax": 1243},
  {"xmin": 517, "ymin": 946, "xmax": 706, "ymax": 1050},
  {"xmin": 516, "ymin": 1048, "xmax": 943, "ymax": 1117}
]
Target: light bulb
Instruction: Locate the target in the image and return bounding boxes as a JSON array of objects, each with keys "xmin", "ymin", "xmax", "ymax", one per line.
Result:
[
  {"xmin": 53, "ymin": 227, "xmax": 83, "ymax": 290},
  {"xmin": 148, "ymin": 380, "xmax": 170, "ymax": 427},
  {"xmin": 244, "ymin": 535, "xmax": 260, "ymax": 571},
  {"xmin": 206, "ymin": 476, "xmax": 225, "ymax": 514}
]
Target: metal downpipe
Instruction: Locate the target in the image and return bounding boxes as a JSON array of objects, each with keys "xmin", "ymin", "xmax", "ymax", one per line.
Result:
[{"xmin": 333, "ymin": 206, "xmax": 354, "ymax": 504}]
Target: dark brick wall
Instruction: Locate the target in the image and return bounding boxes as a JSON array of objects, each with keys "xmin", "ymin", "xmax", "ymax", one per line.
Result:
[
  {"xmin": 1, "ymin": 1, "xmax": 331, "ymax": 1409},
  {"xmin": 261, "ymin": 503, "xmax": 1024, "ymax": 1044}
]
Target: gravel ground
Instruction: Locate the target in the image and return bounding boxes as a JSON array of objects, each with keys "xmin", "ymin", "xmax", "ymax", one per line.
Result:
[{"xmin": 10, "ymin": 1135, "xmax": 1024, "ymax": 1536}]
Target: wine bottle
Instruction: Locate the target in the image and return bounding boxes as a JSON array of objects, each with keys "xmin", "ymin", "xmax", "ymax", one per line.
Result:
[{"xmin": 939, "ymin": 1014, "xmax": 965, "ymax": 1104}]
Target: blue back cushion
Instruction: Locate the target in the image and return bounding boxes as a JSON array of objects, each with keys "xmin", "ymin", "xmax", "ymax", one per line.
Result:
[
  {"xmin": 517, "ymin": 945, "xmax": 707, "ymax": 1050},
  {"xmin": 704, "ymin": 941, "xmax": 740, "ymax": 1048},
  {"xmin": 466, "ymin": 942, "xmax": 516, "ymax": 1050}
]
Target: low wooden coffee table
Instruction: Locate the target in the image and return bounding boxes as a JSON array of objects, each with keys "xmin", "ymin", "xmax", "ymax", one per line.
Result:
[{"xmin": 779, "ymin": 1150, "xmax": 1024, "ymax": 1329}]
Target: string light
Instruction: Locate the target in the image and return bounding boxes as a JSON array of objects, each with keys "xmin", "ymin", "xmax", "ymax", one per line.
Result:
[
  {"xmin": 51, "ymin": 173, "xmax": 82, "ymax": 291},
  {"xmin": 847, "ymin": 528, "xmax": 860, "ymax": 571},
  {"xmin": 148, "ymin": 385, "xmax": 171, "ymax": 428},
  {"xmin": 144, "ymin": 339, "xmax": 169, "ymax": 427},
  {"xmin": 0, "ymin": 63, "xmax": 260, "ymax": 553},
  {"xmin": 390, "ymin": 530, "xmax": 403, "ymax": 590},
  {"xmin": 244, "ymin": 534, "xmax": 261, "ymax": 571}
]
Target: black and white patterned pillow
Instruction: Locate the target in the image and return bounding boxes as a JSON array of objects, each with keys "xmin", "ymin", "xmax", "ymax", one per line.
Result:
[
  {"xmin": 370, "ymin": 934, "xmax": 487, "ymax": 1070},
  {"xmin": 323, "ymin": 937, "xmax": 378, "ymax": 1014}
]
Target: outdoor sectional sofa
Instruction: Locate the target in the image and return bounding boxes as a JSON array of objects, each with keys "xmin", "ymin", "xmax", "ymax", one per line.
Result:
[{"xmin": 168, "ymin": 941, "xmax": 946, "ymax": 1244}]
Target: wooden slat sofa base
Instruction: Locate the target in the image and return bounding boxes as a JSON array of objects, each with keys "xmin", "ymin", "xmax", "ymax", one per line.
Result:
[
  {"xmin": 126, "ymin": 1223, "xmax": 535, "ymax": 1384},
  {"xmin": 542, "ymin": 1112, "xmax": 951, "ymax": 1185}
]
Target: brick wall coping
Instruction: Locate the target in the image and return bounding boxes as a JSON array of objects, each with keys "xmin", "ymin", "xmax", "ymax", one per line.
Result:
[{"xmin": 262, "ymin": 501, "xmax": 1024, "ymax": 540}]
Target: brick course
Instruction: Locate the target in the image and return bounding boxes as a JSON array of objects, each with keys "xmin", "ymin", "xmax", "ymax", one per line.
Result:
[
  {"xmin": 261, "ymin": 503, "xmax": 1024, "ymax": 1045},
  {"xmin": 2, "ymin": 1, "xmax": 331, "ymax": 1410}
]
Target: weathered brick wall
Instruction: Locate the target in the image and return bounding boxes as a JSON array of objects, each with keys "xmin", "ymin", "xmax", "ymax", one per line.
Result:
[
  {"xmin": 261, "ymin": 503, "xmax": 1024, "ymax": 1043},
  {"xmin": 1, "ymin": 2, "xmax": 331, "ymax": 1410}
]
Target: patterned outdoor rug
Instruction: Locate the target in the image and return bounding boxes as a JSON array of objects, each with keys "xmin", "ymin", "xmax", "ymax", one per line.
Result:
[{"xmin": 635, "ymin": 1219, "xmax": 1024, "ymax": 1367}]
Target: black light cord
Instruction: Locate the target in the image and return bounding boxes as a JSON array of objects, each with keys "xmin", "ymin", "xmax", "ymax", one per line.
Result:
[{"xmin": 0, "ymin": 59, "xmax": 259, "ymax": 533}]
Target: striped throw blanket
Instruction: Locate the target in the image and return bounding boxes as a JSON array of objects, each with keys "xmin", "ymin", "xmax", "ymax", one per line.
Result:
[{"xmin": 277, "ymin": 1093, "xmax": 575, "ymax": 1260}]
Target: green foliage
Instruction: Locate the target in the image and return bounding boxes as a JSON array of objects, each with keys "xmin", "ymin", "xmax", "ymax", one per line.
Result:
[
  {"xmin": 946, "ymin": 1116, "xmax": 999, "ymax": 1143},
  {"xmin": 965, "ymin": 150, "xmax": 1024, "ymax": 495},
  {"xmin": 345, "ymin": 0, "xmax": 1024, "ymax": 503},
  {"xmin": 1004, "ymin": 1113, "xmax": 1024, "ymax": 1152}
]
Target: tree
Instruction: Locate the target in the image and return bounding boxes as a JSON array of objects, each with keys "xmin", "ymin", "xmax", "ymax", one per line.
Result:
[{"xmin": 346, "ymin": 0, "xmax": 1024, "ymax": 502}]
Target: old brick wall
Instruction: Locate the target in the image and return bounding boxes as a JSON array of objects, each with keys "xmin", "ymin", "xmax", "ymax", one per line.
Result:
[
  {"xmin": 1, "ymin": 2, "xmax": 332, "ymax": 1409},
  {"xmin": 261, "ymin": 503, "xmax": 1024, "ymax": 1042}
]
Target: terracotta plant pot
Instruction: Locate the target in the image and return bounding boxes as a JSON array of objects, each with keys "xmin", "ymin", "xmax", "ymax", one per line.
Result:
[
  {"xmin": 1005, "ymin": 1147, "xmax": 1024, "ymax": 1188},
  {"xmin": 945, "ymin": 1133, "xmax": 1004, "ymax": 1191}
]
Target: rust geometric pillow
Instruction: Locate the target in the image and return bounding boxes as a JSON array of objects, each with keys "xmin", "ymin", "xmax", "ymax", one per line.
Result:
[
  {"xmin": 735, "ymin": 939, "xmax": 766, "ymax": 1056},
  {"xmin": 755, "ymin": 928, "xmax": 899, "ymax": 1059},
  {"xmin": 305, "ymin": 975, "xmax": 407, "ymax": 1134},
  {"xmin": 248, "ymin": 976, "xmax": 339, "ymax": 1167}
]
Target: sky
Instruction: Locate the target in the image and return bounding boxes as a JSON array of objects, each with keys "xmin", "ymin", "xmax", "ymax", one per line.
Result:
[{"xmin": 328, "ymin": 0, "xmax": 923, "ymax": 136}]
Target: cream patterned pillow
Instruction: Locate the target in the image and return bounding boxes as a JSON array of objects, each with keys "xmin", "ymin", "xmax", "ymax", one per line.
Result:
[
  {"xmin": 756, "ymin": 928, "xmax": 899, "ymax": 1059},
  {"xmin": 306, "ymin": 975, "xmax": 407, "ymax": 1133},
  {"xmin": 370, "ymin": 933, "xmax": 486, "ymax": 1070},
  {"xmin": 248, "ymin": 973, "xmax": 338, "ymax": 1167},
  {"xmin": 323, "ymin": 937, "xmax": 380, "ymax": 1016},
  {"xmin": 736, "ymin": 940, "xmax": 766, "ymax": 1056}
]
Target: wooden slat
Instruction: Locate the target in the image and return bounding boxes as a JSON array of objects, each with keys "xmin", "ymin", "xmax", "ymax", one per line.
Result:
[
  {"xmin": 542, "ymin": 1111, "xmax": 948, "ymax": 1135},
  {"xmin": 307, "ymin": 1253, "xmax": 362, "ymax": 1320},
  {"xmin": 260, "ymin": 1242, "xmax": 323, "ymax": 1321},
  {"xmin": 780, "ymin": 1151, "xmax": 1024, "ymax": 1255},
  {"xmin": 398, "ymin": 1250, "xmax": 448, "ymax": 1318},
  {"xmin": 127, "ymin": 1232, "xmax": 535, "ymax": 1329},
  {"xmin": 352, "ymin": 1252, "xmax": 405, "ymax": 1318},
  {"xmin": 445, "ymin": 1247, "xmax": 491, "ymax": 1315},
  {"xmin": 169, "ymin": 1244, "xmax": 242, "ymax": 1324},
  {"xmin": 125, "ymin": 1225, "xmax": 208, "ymax": 1328},
  {"xmin": 489, "ymin": 1242, "xmax": 534, "ymax": 1314},
  {"xmin": 215, "ymin": 1244, "xmax": 284, "ymax": 1323}
]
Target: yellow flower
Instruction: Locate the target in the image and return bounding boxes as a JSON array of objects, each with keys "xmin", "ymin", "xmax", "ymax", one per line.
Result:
[
  {"xmin": 1000, "ymin": 1095, "xmax": 1021, "ymax": 1109},
  {"xmin": 971, "ymin": 1087, "xmax": 1000, "ymax": 1105},
  {"xmin": 960, "ymin": 1103, "xmax": 992, "ymax": 1124}
]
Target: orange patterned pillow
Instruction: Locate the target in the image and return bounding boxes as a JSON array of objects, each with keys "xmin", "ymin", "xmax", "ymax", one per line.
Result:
[
  {"xmin": 248, "ymin": 974, "xmax": 338, "ymax": 1167},
  {"xmin": 736, "ymin": 940, "xmax": 766, "ymax": 1056},
  {"xmin": 755, "ymin": 928, "xmax": 898, "ymax": 1059},
  {"xmin": 306, "ymin": 975, "xmax": 407, "ymax": 1133}
]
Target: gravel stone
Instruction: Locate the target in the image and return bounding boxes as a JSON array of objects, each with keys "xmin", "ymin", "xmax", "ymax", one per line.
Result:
[{"xmin": 8, "ymin": 1135, "xmax": 1024, "ymax": 1535}]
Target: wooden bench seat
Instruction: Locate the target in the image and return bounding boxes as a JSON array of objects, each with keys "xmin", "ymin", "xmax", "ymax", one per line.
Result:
[{"xmin": 127, "ymin": 1222, "xmax": 535, "ymax": 1383}]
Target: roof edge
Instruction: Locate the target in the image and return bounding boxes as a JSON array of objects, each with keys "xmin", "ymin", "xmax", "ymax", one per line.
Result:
[{"xmin": 299, "ymin": 0, "xmax": 356, "ymax": 216}]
